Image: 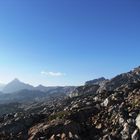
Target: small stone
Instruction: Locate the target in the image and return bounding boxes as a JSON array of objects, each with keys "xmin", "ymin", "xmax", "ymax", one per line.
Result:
[
  {"xmin": 74, "ymin": 134, "xmax": 80, "ymax": 139},
  {"xmin": 131, "ymin": 129, "xmax": 139, "ymax": 140},
  {"xmin": 119, "ymin": 117, "xmax": 125, "ymax": 124},
  {"xmin": 102, "ymin": 98, "xmax": 109, "ymax": 107},
  {"xmin": 96, "ymin": 123, "xmax": 102, "ymax": 129},
  {"xmin": 61, "ymin": 133, "xmax": 66, "ymax": 139},
  {"xmin": 136, "ymin": 114, "xmax": 140, "ymax": 129},
  {"xmin": 121, "ymin": 123, "xmax": 130, "ymax": 140},
  {"xmin": 56, "ymin": 134, "xmax": 61, "ymax": 137},
  {"xmin": 69, "ymin": 132, "xmax": 73, "ymax": 138},
  {"xmin": 50, "ymin": 134, "xmax": 55, "ymax": 140},
  {"xmin": 14, "ymin": 113, "xmax": 18, "ymax": 118},
  {"xmin": 85, "ymin": 102, "xmax": 90, "ymax": 106}
]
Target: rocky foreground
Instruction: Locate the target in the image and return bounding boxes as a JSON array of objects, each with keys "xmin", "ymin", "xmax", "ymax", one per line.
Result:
[{"xmin": 1, "ymin": 67, "xmax": 140, "ymax": 140}]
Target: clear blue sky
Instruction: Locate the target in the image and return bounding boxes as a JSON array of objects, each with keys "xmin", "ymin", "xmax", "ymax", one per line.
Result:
[{"xmin": 0, "ymin": 0, "xmax": 140, "ymax": 86}]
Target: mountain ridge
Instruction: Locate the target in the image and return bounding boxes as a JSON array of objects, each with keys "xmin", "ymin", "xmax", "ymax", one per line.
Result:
[
  {"xmin": 70, "ymin": 66, "xmax": 140, "ymax": 97},
  {"xmin": 0, "ymin": 66, "xmax": 140, "ymax": 139},
  {"xmin": 3, "ymin": 78, "xmax": 34, "ymax": 93},
  {"xmin": 2, "ymin": 78, "xmax": 76, "ymax": 94}
]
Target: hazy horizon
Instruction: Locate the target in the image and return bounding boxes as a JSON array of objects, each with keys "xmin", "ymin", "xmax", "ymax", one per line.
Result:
[{"xmin": 1, "ymin": 0, "xmax": 140, "ymax": 86}]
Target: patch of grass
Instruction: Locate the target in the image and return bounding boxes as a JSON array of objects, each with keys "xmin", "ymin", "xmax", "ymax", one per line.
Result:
[
  {"xmin": 48, "ymin": 111, "xmax": 69, "ymax": 121},
  {"xmin": 131, "ymin": 95, "xmax": 140, "ymax": 109}
]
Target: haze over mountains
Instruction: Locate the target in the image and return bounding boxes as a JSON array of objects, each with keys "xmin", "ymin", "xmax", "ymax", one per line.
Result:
[
  {"xmin": 2, "ymin": 79, "xmax": 34, "ymax": 93},
  {"xmin": 1, "ymin": 78, "xmax": 75, "ymax": 94},
  {"xmin": 0, "ymin": 83, "xmax": 5, "ymax": 91},
  {"xmin": 0, "ymin": 78, "xmax": 76, "ymax": 104}
]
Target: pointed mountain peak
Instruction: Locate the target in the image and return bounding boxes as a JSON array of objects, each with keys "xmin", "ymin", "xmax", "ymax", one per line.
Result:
[
  {"xmin": 12, "ymin": 78, "xmax": 21, "ymax": 83},
  {"xmin": 37, "ymin": 84, "xmax": 46, "ymax": 88},
  {"xmin": 3, "ymin": 79, "xmax": 34, "ymax": 93}
]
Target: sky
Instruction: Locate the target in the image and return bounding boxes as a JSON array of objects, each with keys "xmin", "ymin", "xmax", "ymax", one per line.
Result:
[{"xmin": 0, "ymin": 0, "xmax": 140, "ymax": 86}]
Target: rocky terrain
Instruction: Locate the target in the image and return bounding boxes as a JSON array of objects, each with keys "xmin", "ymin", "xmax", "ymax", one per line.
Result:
[
  {"xmin": 0, "ymin": 67, "xmax": 140, "ymax": 139},
  {"xmin": 85, "ymin": 77, "xmax": 108, "ymax": 86}
]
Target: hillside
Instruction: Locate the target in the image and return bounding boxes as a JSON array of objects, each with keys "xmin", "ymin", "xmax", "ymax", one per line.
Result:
[{"xmin": 0, "ymin": 66, "xmax": 140, "ymax": 139}]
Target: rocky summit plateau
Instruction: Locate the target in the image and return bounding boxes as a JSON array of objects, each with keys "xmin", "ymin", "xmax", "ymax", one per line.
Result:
[{"xmin": 0, "ymin": 67, "xmax": 140, "ymax": 140}]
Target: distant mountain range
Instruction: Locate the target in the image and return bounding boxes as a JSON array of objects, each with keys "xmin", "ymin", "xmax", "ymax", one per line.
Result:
[
  {"xmin": 3, "ymin": 65, "xmax": 140, "ymax": 103},
  {"xmin": 0, "ymin": 78, "xmax": 76, "ymax": 103},
  {"xmin": 3, "ymin": 79, "xmax": 34, "ymax": 93},
  {"xmin": 0, "ymin": 83, "xmax": 5, "ymax": 91},
  {"xmin": 2, "ymin": 79, "xmax": 75, "ymax": 94}
]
